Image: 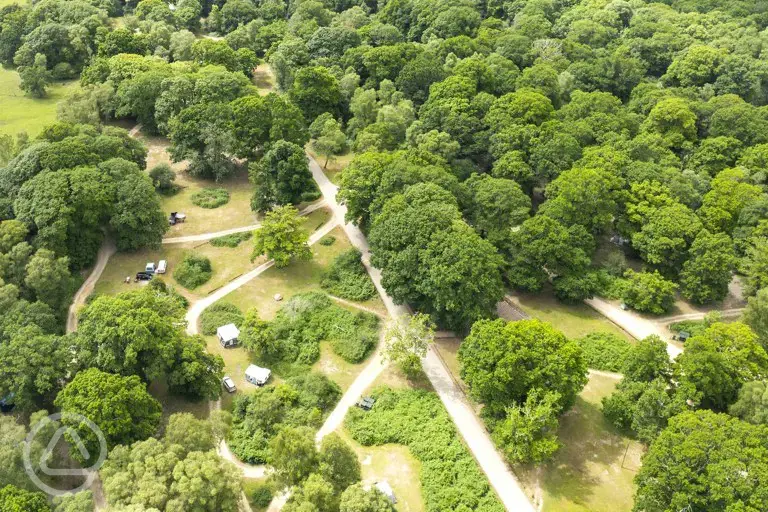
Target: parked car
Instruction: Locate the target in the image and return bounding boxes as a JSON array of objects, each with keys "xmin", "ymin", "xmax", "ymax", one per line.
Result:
[
  {"xmin": 145, "ymin": 262, "xmax": 156, "ymax": 274},
  {"xmin": 222, "ymin": 376, "xmax": 236, "ymax": 393},
  {"xmin": 357, "ymin": 396, "xmax": 376, "ymax": 411},
  {"xmin": 135, "ymin": 272, "xmax": 153, "ymax": 281},
  {"xmin": 156, "ymin": 259, "xmax": 167, "ymax": 274}
]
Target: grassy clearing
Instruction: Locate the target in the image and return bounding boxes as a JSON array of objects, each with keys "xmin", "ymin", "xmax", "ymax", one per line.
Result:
[
  {"xmin": 148, "ymin": 379, "xmax": 211, "ymax": 427},
  {"xmin": 137, "ymin": 132, "xmax": 258, "ymax": 236},
  {"xmin": 252, "ymin": 64, "xmax": 275, "ymax": 95},
  {"xmin": 526, "ymin": 373, "xmax": 641, "ymax": 512},
  {"xmin": 509, "ymin": 290, "xmax": 634, "ymax": 342},
  {"xmin": 0, "ymin": 68, "xmax": 80, "ymax": 137},
  {"xmin": 306, "ymin": 148, "xmax": 354, "ymax": 185},
  {"xmin": 225, "ymin": 226, "xmax": 386, "ymax": 320},
  {"xmin": 93, "ymin": 207, "xmax": 332, "ymax": 301}
]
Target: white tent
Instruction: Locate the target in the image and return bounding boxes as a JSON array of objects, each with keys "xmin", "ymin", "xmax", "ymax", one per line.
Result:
[
  {"xmin": 245, "ymin": 364, "xmax": 271, "ymax": 386},
  {"xmin": 217, "ymin": 324, "xmax": 240, "ymax": 347},
  {"xmin": 375, "ymin": 481, "xmax": 397, "ymax": 504}
]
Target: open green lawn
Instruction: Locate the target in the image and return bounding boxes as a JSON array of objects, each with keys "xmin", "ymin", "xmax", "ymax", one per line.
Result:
[
  {"xmin": 0, "ymin": 68, "xmax": 80, "ymax": 137},
  {"xmin": 531, "ymin": 373, "xmax": 641, "ymax": 512},
  {"xmin": 307, "ymin": 147, "xmax": 354, "ymax": 185},
  {"xmin": 509, "ymin": 289, "xmax": 634, "ymax": 342},
  {"xmin": 93, "ymin": 207, "xmax": 332, "ymax": 301},
  {"xmin": 224, "ymin": 225, "xmax": 386, "ymax": 320},
  {"xmin": 252, "ymin": 63, "xmax": 275, "ymax": 95}
]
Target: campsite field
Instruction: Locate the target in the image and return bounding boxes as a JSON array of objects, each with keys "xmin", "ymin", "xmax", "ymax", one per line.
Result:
[{"xmin": 0, "ymin": 68, "xmax": 80, "ymax": 137}]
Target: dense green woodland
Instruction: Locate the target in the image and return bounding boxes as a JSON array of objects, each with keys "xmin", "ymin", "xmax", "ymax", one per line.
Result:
[{"xmin": 4, "ymin": 0, "xmax": 768, "ymax": 510}]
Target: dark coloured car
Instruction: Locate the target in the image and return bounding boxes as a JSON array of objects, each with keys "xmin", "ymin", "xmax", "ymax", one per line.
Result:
[{"xmin": 135, "ymin": 272, "xmax": 153, "ymax": 281}]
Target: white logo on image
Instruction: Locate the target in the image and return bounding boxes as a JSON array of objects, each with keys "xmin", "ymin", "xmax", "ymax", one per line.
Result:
[{"xmin": 23, "ymin": 412, "xmax": 108, "ymax": 496}]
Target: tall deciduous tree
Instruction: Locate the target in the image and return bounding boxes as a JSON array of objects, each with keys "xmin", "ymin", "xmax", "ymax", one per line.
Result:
[
  {"xmin": 252, "ymin": 205, "xmax": 312, "ymax": 267},
  {"xmin": 383, "ymin": 313, "xmax": 434, "ymax": 379},
  {"xmin": 249, "ymin": 141, "xmax": 316, "ymax": 212},
  {"xmin": 679, "ymin": 230, "xmax": 736, "ymax": 304}
]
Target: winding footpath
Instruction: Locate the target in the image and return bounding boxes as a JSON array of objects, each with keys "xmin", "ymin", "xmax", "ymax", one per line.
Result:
[
  {"xmin": 162, "ymin": 201, "xmax": 327, "ymax": 244},
  {"xmin": 306, "ymin": 156, "xmax": 537, "ymax": 512}
]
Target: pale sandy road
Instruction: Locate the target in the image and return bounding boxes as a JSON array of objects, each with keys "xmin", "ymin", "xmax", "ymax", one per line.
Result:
[
  {"xmin": 66, "ymin": 239, "xmax": 116, "ymax": 334},
  {"xmin": 306, "ymin": 155, "xmax": 537, "ymax": 512}
]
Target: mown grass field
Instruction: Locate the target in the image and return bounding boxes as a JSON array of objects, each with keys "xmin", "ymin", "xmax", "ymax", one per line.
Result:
[{"xmin": 0, "ymin": 68, "xmax": 80, "ymax": 137}]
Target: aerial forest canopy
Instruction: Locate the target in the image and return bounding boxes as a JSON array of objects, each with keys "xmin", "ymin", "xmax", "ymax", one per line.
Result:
[{"xmin": 2, "ymin": 0, "xmax": 767, "ymax": 330}]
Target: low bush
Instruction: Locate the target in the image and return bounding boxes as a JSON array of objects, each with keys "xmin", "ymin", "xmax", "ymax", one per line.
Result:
[
  {"xmin": 149, "ymin": 163, "xmax": 177, "ymax": 194},
  {"xmin": 201, "ymin": 302, "xmax": 244, "ymax": 335},
  {"xmin": 346, "ymin": 388, "xmax": 504, "ymax": 512},
  {"xmin": 190, "ymin": 188, "xmax": 230, "ymax": 209},
  {"xmin": 250, "ymin": 483, "xmax": 273, "ymax": 508},
  {"xmin": 262, "ymin": 292, "xmax": 378, "ymax": 364},
  {"xmin": 321, "ymin": 249, "xmax": 376, "ymax": 301},
  {"xmin": 173, "ymin": 253, "xmax": 213, "ymax": 289},
  {"xmin": 577, "ymin": 332, "xmax": 633, "ymax": 372},
  {"xmin": 318, "ymin": 236, "xmax": 336, "ymax": 246},
  {"xmin": 210, "ymin": 231, "xmax": 253, "ymax": 248},
  {"xmin": 228, "ymin": 372, "xmax": 341, "ymax": 464}
]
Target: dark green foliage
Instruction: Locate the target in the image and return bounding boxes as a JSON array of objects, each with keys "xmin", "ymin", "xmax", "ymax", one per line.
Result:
[
  {"xmin": 148, "ymin": 163, "xmax": 177, "ymax": 194},
  {"xmin": 173, "ymin": 253, "xmax": 213, "ymax": 289},
  {"xmin": 318, "ymin": 235, "xmax": 336, "ymax": 246},
  {"xmin": 346, "ymin": 388, "xmax": 504, "ymax": 512},
  {"xmin": 250, "ymin": 483, "xmax": 273, "ymax": 508},
  {"xmin": 620, "ymin": 270, "xmax": 677, "ymax": 315},
  {"xmin": 228, "ymin": 372, "xmax": 341, "ymax": 464},
  {"xmin": 201, "ymin": 302, "xmax": 244, "ymax": 335},
  {"xmin": 320, "ymin": 249, "xmax": 376, "ymax": 301},
  {"xmin": 210, "ymin": 231, "xmax": 252, "ymax": 248},
  {"xmin": 577, "ymin": 332, "xmax": 633, "ymax": 372},
  {"xmin": 190, "ymin": 187, "xmax": 230, "ymax": 209}
]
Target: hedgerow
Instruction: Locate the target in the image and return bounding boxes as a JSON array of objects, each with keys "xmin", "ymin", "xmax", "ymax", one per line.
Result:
[
  {"xmin": 201, "ymin": 302, "xmax": 244, "ymax": 335},
  {"xmin": 345, "ymin": 388, "xmax": 504, "ymax": 512},
  {"xmin": 173, "ymin": 253, "xmax": 212, "ymax": 289},
  {"xmin": 228, "ymin": 372, "xmax": 341, "ymax": 464},
  {"xmin": 210, "ymin": 231, "xmax": 252, "ymax": 248},
  {"xmin": 190, "ymin": 188, "xmax": 230, "ymax": 209},
  {"xmin": 577, "ymin": 332, "xmax": 633, "ymax": 372},
  {"xmin": 320, "ymin": 249, "xmax": 377, "ymax": 301}
]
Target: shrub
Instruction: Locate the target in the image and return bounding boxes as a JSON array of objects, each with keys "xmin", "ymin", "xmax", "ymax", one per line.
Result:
[
  {"xmin": 577, "ymin": 332, "xmax": 633, "ymax": 372},
  {"xmin": 173, "ymin": 253, "xmax": 213, "ymax": 289},
  {"xmin": 149, "ymin": 163, "xmax": 177, "ymax": 194},
  {"xmin": 320, "ymin": 249, "xmax": 376, "ymax": 301},
  {"xmin": 201, "ymin": 302, "xmax": 244, "ymax": 335},
  {"xmin": 191, "ymin": 188, "xmax": 230, "ymax": 208},
  {"xmin": 210, "ymin": 231, "xmax": 252, "ymax": 248},
  {"xmin": 264, "ymin": 292, "xmax": 379, "ymax": 364},
  {"xmin": 346, "ymin": 388, "xmax": 504, "ymax": 512},
  {"xmin": 319, "ymin": 236, "xmax": 336, "ymax": 246},
  {"xmin": 228, "ymin": 372, "xmax": 341, "ymax": 464},
  {"xmin": 621, "ymin": 270, "xmax": 677, "ymax": 314},
  {"xmin": 251, "ymin": 483, "xmax": 273, "ymax": 508}
]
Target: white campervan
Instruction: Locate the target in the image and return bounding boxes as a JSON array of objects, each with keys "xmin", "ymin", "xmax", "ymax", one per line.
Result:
[{"xmin": 156, "ymin": 259, "xmax": 167, "ymax": 274}]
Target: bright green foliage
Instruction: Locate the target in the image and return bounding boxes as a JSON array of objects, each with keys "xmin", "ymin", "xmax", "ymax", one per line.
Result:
[
  {"xmin": 631, "ymin": 203, "xmax": 702, "ymax": 273},
  {"xmin": 228, "ymin": 372, "xmax": 341, "ymax": 464},
  {"xmin": 190, "ymin": 187, "xmax": 230, "ymax": 209},
  {"xmin": 744, "ymin": 288, "xmax": 768, "ymax": 347},
  {"xmin": 634, "ymin": 410, "xmax": 768, "ymax": 512},
  {"xmin": 270, "ymin": 426, "xmax": 319, "ymax": 485},
  {"xmin": 675, "ymin": 322, "xmax": 768, "ymax": 411},
  {"xmin": 730, "ymin": 381, "xmax": 768, "ymax": 425},
  {"xmin": 52, "ymin": 491, "xmax": 94, "ymax": 512},
  {"xmin": 621, "ymin": 336, "xmax": 672, "ymax": 383},
  {"xmin": 577, "ymin": 332, "xmax": 632, "ymax": 372},
  {"xmin": 18, "ymin": 53, "xmax": 50, "ymax": 98},
  {"xmin": 166, "ymin": 335, "xmax": 225, "ymax": 400},
  {"xmin": 459, "ymin": 318, "xmax": 587, "ymax": 416},
  {"xmin": 0, "ymin": 485, "xmax": 49, "ymax": 512},
  {"xmin": 679, "ymin": 230, "xmax": 736, "ymax": 304},
  {"xmin": 744, "ymin": 238, "xmax": 768, "ymax": 297},
  {"xmin": 200, "ymin": 302, "xmax": 244, "ymax": 336},
  {"xmin": 238, "ymin": 307, "xmax": 274, "ymax": 359},
  {"xmin": 320, "ymin": 249, "xmax": 376, "ymax": 301},
  {"xmin": 101, "ymin": 416, "xmax": 241, "ymax": 512},
  {"xmin": 310, "ymin": 113, "xmax": 347, "ymax": 169},
  {"xmin": 346, "ymin": 388, "xmax": 504, "ymax": 512},
  {"xmin": 463, "ymin": 173, "xmax": 530, "ymax": 247},
  {"xmin": 620, "ymin": 270, "xmax": 677, "ymax": 315},
  {"xmin": 54, "ymin": 368, "xmax": 162, "ymax": 461},
  {"xmin": 252, "ymin": 205, "xmax": 312, "ymax": 267},
  {"xmin": 339, "ymin": 484, "xmax": 395, "ymax": 512},
  {"xmin": 383, "ymin": 313, "xmax": 434, "ymax": 379},
  {"xmin": 173, "ymin": 253, "xmax": 213, "ymax": 289},
  {"xmin": 490, "ymin": 388, "xmax": 561, "ymax": 464}
]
